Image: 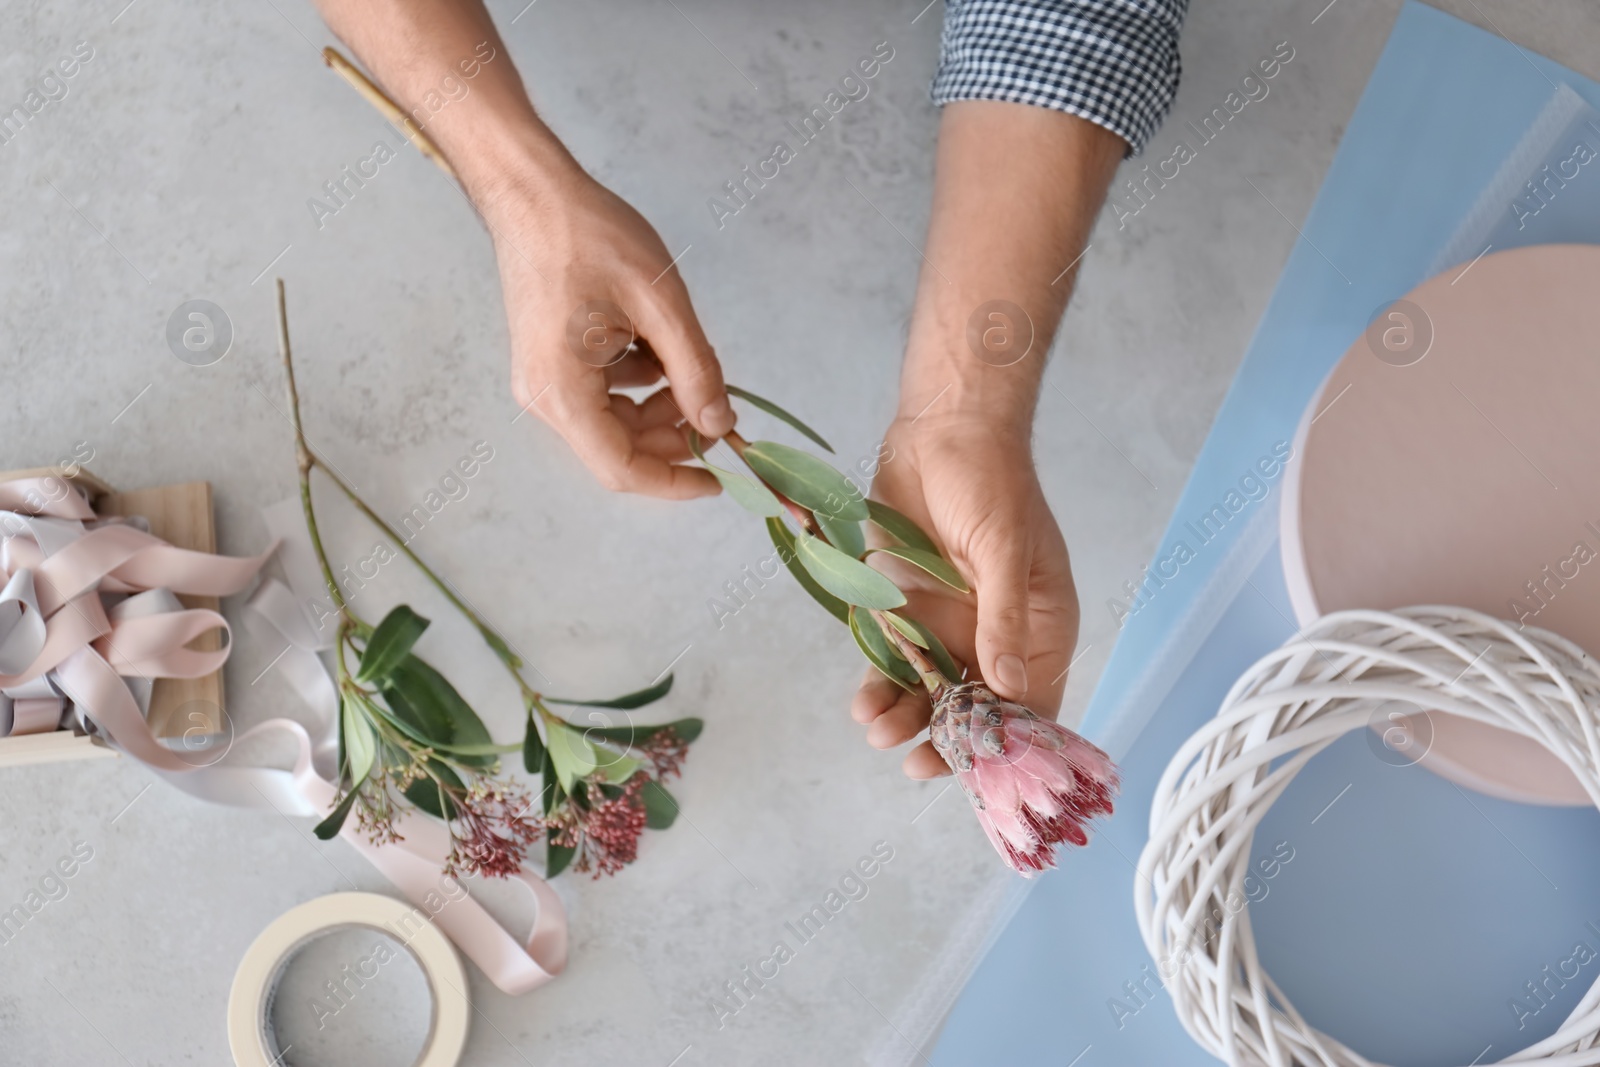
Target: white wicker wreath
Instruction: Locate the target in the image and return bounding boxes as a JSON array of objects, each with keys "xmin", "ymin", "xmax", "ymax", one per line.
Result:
[{"xmin": 1135, "ymin": 606, "xmax": 1600, "ymax": 1066}]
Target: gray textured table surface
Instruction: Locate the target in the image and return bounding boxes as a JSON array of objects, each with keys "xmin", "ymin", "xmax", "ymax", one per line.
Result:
[{"xmin": 2, "ymin": 1, "xmax": 1596, "ymax": 1064}]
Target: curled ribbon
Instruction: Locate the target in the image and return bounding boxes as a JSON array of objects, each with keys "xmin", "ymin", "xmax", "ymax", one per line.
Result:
[{"xmin": 0, "ymin": 476, "xmax": 567, "ymax": 993}]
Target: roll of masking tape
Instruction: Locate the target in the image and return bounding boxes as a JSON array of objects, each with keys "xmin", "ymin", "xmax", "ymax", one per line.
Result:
[{"xmin": 228, "ymin": 892, "xmax": 469, "ymax": 1067}]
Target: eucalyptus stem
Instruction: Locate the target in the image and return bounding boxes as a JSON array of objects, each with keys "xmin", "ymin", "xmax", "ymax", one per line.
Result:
[{"xmin": 721, "ymin": 430, "xmax": 953, "ymax": 694}]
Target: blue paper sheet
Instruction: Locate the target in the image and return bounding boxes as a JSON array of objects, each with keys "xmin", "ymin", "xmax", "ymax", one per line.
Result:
[{"xmin": 933, "ymin": 6, "xmax": 1600, "ymax": 1064}]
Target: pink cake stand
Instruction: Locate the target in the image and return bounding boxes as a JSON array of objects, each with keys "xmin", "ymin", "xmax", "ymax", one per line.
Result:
[{"xmin": 1281, "ymin": 243, "xmax": 1600, "ymax": 806}]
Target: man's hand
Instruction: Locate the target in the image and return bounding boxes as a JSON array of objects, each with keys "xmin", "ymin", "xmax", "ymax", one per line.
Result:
[
  {"xmin": 851, "ymin": 413, "xmax": 1078, "ymax": 778},
  {"xmin": 850, "ymin": 101, "xmax": 1124, "ymax": 774},
  {"xmin": 313, "ymin": 0, "xmax": 734, "ymax": 498},
  {"xmin": 480, "ymin": 165, "xmax": 734, "ymax": 498}
]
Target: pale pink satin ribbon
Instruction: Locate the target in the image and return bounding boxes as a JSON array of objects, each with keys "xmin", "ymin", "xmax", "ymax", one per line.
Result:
[{"xmin": 0, "ymin": 476, "xmax": 568, "ymax": 993}]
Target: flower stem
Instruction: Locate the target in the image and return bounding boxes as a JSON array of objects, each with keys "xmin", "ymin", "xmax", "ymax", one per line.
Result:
[
  {"xmin": 723, "ymin": 431, "xmax": 951, "ymax": 695},
  {"xmin": 273, "ymin": 279, "xmax": 549, "ymax": 718},
  {"xmin": 277, "ymin": 279, "xmax": 354, "ymax": 624}
]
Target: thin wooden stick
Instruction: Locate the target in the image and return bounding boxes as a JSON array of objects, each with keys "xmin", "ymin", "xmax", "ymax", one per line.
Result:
[{"xmin": 323, "ymin": 47, "xmax": 457, "ymax": 180}]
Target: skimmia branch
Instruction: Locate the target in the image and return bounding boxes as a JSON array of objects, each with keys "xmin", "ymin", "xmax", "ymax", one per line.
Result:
[
  {"xmin": 694, "ymin": 388, "xmax": 1118, "ymax": 875},
  {"xmin": 275, "ymin": 280, "xmax": 698, "ymax": 879}
]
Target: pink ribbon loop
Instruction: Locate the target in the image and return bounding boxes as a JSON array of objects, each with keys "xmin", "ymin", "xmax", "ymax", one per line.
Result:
[
  {"xmin": 0, "ymin": 477, "xmax": 568, "ymax": 996},
  {"xmin": 0, "ymin": 477, "xmax": 96, "ymax": 521},
  {"xmin": 94, "ymin": 608, "xmax": 232, "ymax": 679},
  {"xmin": 31, "ymin": 524, "xmax": 276, "ymax": 616}
]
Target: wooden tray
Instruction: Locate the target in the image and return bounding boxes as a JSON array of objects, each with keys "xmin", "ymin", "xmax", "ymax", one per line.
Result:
[{"xmin": 0, "ymin": 466, "xmax": 225, "ymax": 767}]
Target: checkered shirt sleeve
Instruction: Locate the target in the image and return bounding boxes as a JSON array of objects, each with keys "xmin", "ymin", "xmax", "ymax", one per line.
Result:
[{"xmin": 933, "ymin": 0, "xmax": 1190, "ymax": 154}]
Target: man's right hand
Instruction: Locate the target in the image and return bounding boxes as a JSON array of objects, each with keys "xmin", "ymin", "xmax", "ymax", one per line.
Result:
[
  {"xmin": 313, "ymin": 0, "xmax": 734, "ymax": 499},
  {"xmin": 478, "ymin": 160, "xmax": 735, "ymax": 499}
]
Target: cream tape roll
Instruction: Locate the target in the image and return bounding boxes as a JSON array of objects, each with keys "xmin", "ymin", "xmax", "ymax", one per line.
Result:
[{"xmin": 228, "ymin": 892, "xmax": 470, "ymax": 1067}]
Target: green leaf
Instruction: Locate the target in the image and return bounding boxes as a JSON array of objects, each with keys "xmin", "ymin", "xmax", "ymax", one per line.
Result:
[
  {"xmin": 546, "ymin": 827, "xmax": 575, "ymax": 878},
  {"xmin": 865, "ymin": 500, "xmax": 939, "ymax": 554},
  {"xmin": 882, "ymin": 610, "xmax": 929, "ymax": 648},
  {"xmin": 849, "ymin": 607, "xmax": 920, "ymax": 693},
  {"xmin": 725, "ymin": 384, "xmax": 834, "ymax": 453},
  {"xmin": 640, "ymin": 779, "xmax": 679, "ymax": 829},
  {"xmin": 341, "ymin": 699, "xmax": 377, "ymax": 783},
  {"xmin": 313, "ymin": 772, "xmax": 367, "ymax": 840},
  {"xmin": 688, "ymin": 429, "xmax": 785, "ymax": 517},
  {"xmin": 767, "ymin": 517, "xmax": 849, "ymax": 624},
  {"xmin": 545, "ymin": 674, "xmax": 674, "ymax": 710},
  {"xmin": 795, "ymin": 531, "xmax": 906, "ymax": 610},
  {"xmin": 868, "ymin": 545, "xmax": 971, "ymax": 593},
  {"xmin": 579, "ymin": 714, "xmax": 703, "ymax": 747},
  {"xmin": 523, "ymin": 708, "xmax": 546, "ymax": 774},
  {"xmin": 356, "ymin": 605, "xmax": 430, "ymax": 684},
  {"xmin": 378, "ymin": 682, "xmax": 454, "ymax": 750},
  {"xmin": 817, "ymin": 512, "xmax": 865, "ymax": 558},
  {"xmin": 404, "ymin": 761, "xmax": 463, "ymax": 820},
  {"xmin": 898, "ymin": 615, "xmax": 963, "ymax": 684},
  {"xmin": 742, "ymin": 441, "xmax": 868, "ymax": 521},
  {"xmin": 595, "ymin": 752, "xmax": 642, "ymax": 784},
  {"xmin": 389, "ymin": 654, "xmax": 495, "ymax": 768},
  {"xmin": 546, "ymin": 723, "xmax": 599, "ymax": 791},
  {"xmin": 539, "ymin": 747, "xmax": 562, "ymax": 815}
]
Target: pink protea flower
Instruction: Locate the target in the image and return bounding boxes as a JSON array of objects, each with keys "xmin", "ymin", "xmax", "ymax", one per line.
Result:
[{"xmin": 930, "ymin": 681, "xmax": 1118, "ymax": 875}]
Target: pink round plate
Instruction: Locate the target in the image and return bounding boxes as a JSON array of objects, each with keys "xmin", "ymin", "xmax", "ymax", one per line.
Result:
[{"xmin": 1282, "ymin": 243, "xmax": 1600, "ymax": 806}]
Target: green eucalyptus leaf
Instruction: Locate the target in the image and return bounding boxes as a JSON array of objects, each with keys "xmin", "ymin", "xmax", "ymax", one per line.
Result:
[
  {"xmin": 313, "ymin": 773, "xmax": 367, "ymax": 840},
  {"xmin": 640, "ymin": 779, "xmax": 680, "ymax": 829},
  {"xmin": 688, "ymin": 429, "xmax": 785, "ymax": 517},
  {"xmin": 882, "ymin": 610, "xmax": 929, "ymax": 648},
  {"xmin": 795, "ymin": 531, "xmax": 906, "ymax": 610},
  {"xmin": 817, "ymin": 512, "xmax": 866, "ymax": 558},
  {"xmin": 767, "ymin": 518, "xmax": 849, "ymax": 624},
  {"xmin": 725, "ymin": 385, "xmax": 834, "ymax": 453},
  {"xmin": 545, "ymin": 674, "xmax": 674, "ymax": 710},
  {"xmin": 868, "ymin": 545, "xmax": 971, "ymax": 593},
  {"xmin": 356, "ymin": 605, "xmax": 430, "ymax": 684},
  {"xmin": 742, "ymin": 441, "xmax": 868, "ymax": 521},
  {"xmin": 865, "ymin": 500, "xmax": 939, "ymax": 554},
  {"xmin": 899, "ymin": 615, "xmax": 964, "ymax": 684},
  {"xmin": 849, "ymin": 607, "xmax": 920, "ymax": 693},
  {"xmin": 546, "ymin": 723, "xmax": 599, "ymax": 791},
  {"xmin": 670, "ymin": 717, "xmax": 704, "ymax": 743},
  {"xmin": 523, "ymin": 708, "xmax": 546, "ymax": 774},
  {"xmin": 341, "ymin": 699, "xmax": 377, "ymax": 784},
  {"xmin": 546, "ymin": 828, "xmax": 575, "ymax": 878}
]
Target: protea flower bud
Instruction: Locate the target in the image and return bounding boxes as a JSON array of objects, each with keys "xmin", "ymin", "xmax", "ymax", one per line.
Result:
[{"xmin": 930, "ymin": 682, "xmax": 1118, "ymax": 875}]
